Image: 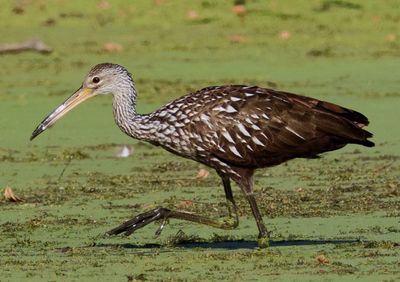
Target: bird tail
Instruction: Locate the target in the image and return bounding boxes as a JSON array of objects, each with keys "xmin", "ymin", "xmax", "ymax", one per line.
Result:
[
  {"xmin": 349, "ymin": 129, "xmax": 375, "ymax": 147},
  {"xmin": 291, "ymin": 96, "xmax": 375, "ymax": 148},
  {"xmin": 276, "ymin": 90, "xmax": 375, "ymax": 148},
  {"xmin": 314, "ymin": 103, "xmax": 375, "ymax": 148}
]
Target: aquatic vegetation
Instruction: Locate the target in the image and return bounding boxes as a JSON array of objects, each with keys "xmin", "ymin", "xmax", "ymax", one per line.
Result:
[{"xmin": 0, "ymin": 1, "xmax": 399, "ymax": 280}]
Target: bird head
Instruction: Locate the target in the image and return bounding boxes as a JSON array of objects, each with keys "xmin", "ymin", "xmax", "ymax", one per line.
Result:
[{"xmin": 30, "ymin": 63, "xmax": 133, "ymax": 140}]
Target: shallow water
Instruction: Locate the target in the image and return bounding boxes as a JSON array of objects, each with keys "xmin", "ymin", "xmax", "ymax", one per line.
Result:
[{"xmin": 0, "ymin": 1, "xmax": 399, "ymax": 281}]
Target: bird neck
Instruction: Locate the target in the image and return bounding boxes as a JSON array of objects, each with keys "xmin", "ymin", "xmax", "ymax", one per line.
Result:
[{"xmin": 112, "ymin": 86, "xmax": 154, "ymax": 141}]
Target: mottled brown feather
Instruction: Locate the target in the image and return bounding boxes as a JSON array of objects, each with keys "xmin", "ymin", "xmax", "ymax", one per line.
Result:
[{"xmin": 168, "ymin": 85, "xmax": 375, "ymax": 168}]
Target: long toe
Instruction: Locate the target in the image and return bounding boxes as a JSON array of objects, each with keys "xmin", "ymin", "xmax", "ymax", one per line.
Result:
[{"xmin": 106, "ymin": 209, "xmax": 164, "ymax": 236}]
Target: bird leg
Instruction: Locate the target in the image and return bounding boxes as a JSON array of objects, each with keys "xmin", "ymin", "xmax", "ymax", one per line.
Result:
[
  {"xmin": 246, "ymin": 192, "xmax": 269, "ymax": 248},
  {"xmin": 235, "ymin": 171, "xmax": 269, "ymax": 248},
  {"xmin": 106, "ymin": 178, "xmax": 239, "ymax": 237},
  {"xmin": 222, "ymin": 177, "xmax": 239, "ymax": 225}
]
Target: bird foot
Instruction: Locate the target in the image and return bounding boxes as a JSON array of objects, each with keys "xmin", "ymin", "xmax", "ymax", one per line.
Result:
[
  {"xmin": 154, "ymin": 217, "xmax": 169, "ymax": 238},
  {"xmin": 257, "ymin": 236, "xmax": 270, "ymax": 249},
  {"xmin": 106, "ymin": 207, "xmax": 170, "ymax": 236}
]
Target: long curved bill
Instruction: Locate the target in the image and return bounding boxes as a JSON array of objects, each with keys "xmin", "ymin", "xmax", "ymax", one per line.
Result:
[{"xmin": 30, "ymin": 87, "xmax": 95, "ymax": 141}]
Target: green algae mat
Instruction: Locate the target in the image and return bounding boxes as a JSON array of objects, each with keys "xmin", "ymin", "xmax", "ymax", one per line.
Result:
[{"xmin": 0, "ymin": 1, "xmax": 399, "ymax": 281}]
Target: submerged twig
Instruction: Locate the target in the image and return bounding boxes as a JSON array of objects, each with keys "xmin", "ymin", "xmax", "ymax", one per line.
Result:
[
  {"xmin": 58, "ymin": 159, "xmax": 72, "ymax": 182},
  {"xmin": 0, "ymin": 38, "xmax": 52, "ymax": 54}
]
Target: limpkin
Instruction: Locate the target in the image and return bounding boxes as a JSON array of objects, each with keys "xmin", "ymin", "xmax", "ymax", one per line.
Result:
[{"xmin": 31, "ymin": 63, "xmax": 374, "ymax": 248}]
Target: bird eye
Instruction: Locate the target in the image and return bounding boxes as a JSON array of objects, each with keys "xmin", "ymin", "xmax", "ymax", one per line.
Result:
[{"xmin": 92, "ymin": 77, "xmax": 100, "ymax": 83}]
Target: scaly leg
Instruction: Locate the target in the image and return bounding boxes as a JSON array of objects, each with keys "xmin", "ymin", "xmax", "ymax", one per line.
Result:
[
  {"xmin": 234, "ymin": 170, "xmax": 269, "ymax": 248},
  {"xmin": 246, "ymin": 193, "xmax": 269, "ymax": 248},
  {"xmin": 106, "ymin": 177, "xmax": 239, "ymax": 236}
]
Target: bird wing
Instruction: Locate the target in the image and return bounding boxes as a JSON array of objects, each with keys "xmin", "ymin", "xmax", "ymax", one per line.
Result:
[{"xmin": 185, "ymin": 85, "xmax": 373, "ymax": 168}]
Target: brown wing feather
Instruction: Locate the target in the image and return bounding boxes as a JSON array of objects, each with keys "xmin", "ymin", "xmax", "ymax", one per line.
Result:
[{"xmin": 184, "ymin": 85, "xmax": 374, "ymax": 168}]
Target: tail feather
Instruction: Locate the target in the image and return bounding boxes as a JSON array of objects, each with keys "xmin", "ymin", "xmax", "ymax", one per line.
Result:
[
  {"xmin": 354, "ymin": 138, "xmax": 375, "ymax": 147},
  {"xmin": 348, "ymin": 126, "xmax": 375, "ymax": 147},
  {"xmin": 316, "ymin": 100, "xmax": 370, "ymax": 127},
  {"xmin": 281, "ymin": 90, "xmax": 371, "ymax": 127},
  {"xmin": 289, "ymin": 93, "xmax": 374, "ymax": 147},
  {"xmin": 314, "ymin": 106, "xmax": 374, "ymax": 148}
]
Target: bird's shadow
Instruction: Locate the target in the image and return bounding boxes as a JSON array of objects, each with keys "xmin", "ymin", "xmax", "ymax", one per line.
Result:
[{"xmin": 94, "ymin": 238, "xmax": 362, "ymax": 251}]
